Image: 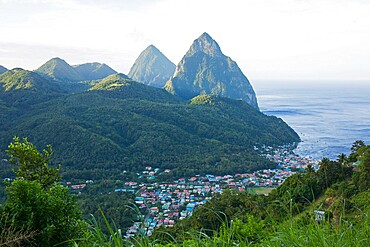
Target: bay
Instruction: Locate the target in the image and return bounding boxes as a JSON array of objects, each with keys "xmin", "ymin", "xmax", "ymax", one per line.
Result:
[{"xmin": 254, "ymin": 80, "xmax": 370, "ymax": 160}]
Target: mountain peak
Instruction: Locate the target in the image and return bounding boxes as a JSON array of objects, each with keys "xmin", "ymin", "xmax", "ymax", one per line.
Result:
[
  {"xmin": 165, "ymin": 33, "xmax": 259, "ymax": 109},
  {"xmin": 147, "ymin": 44, "xmax": 157, "ymax": 50},
  {"xmin": 51, "ymin": 57, "xmax": 64, "ymax": 61},
  {"xmin": 128, "ymin": 45, "xmax": 176, "ymax": 88},
  {"xmin": 48, "ymin": 57, "xmax": 69, "ymax": 65},
  {"xmin": 188, "ymin": 32, "xmax": 222, "ymax": 57},
  {"xmin": 35, "ymin": 57, "xmax": 82, "ymax": 82}
]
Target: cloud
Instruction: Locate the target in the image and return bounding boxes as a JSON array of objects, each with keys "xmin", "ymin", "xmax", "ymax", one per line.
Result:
[{"xmin": 1, "ymin": 0, "xmax": 370, "ymax": 80}]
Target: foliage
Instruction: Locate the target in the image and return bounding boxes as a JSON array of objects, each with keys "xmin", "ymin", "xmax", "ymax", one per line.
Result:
[
  {"xmin": 1, "ymin": 138, "xmax": 86, "ymax": 246},
  {"xmin": 2, "ymin": 180, "xmax": 86, "ymax": 246},
  {"xmin": 6, "ymin": 137, "xmax": 60, "ymax": 188},
  {"xmin": 357, "ymin": 145, "xmax": 370, "ymax": 191},
  {"xmin": 78, "ymin": 190, "xmax": 136, "ymax": 234},
  {"xmin": 0, "ymin": 68, "xmax": 62, "ymax": 93},
  {"xmin": 0, "ymin": 75, "xmax": 299, "ymax": 180}
]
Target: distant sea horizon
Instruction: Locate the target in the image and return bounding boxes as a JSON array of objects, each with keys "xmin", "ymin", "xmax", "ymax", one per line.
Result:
[{"xmin": 254, "ymin": 80, "xmax": 370, "ymax": 160}]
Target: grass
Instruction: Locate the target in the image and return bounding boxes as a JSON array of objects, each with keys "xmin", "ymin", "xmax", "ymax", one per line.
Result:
[
  {"xmin": 71, "ymin": 202, "xmax": 370, "ymax": 247},
  {"xmin": 0, "ymin": 213, "xmax": 36, "ymax": 247}
]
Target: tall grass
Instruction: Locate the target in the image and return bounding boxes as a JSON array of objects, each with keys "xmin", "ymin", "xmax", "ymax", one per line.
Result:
[
  {"xmin": 0, "ymin": 213, "xmax": 36, "ymax": 247},
  {"xmin": 261, "ymin": 216, "xmax": 370, "ymax": 247},
  {"xmin": 73, "ymin": 207, "xmax": 370, "ymax": 247}
]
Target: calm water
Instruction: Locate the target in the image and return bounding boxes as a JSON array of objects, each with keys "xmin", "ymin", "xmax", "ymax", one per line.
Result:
[{"xmin": 254, "ymin": 80, "xmax": 370, "ymax": 160}]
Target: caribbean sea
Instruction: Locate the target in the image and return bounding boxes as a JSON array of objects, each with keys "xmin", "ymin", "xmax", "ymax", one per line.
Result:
[{"xmin": 254, "ymin": 80, "xmax": 370, "ymax": 160}]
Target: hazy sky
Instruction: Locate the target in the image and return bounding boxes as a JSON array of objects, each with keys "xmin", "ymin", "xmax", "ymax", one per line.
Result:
[{"xmin": 1, "ymin": 0, "xmax": 370, "ymax": 81}]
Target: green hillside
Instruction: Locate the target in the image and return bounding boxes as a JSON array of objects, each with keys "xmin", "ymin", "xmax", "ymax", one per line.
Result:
[
  {"xmin": 0, "ymin": 68, "xmax": 62, "ymax": 93},
  {"xmin": 89, "ymin": 73, "xmax": 181, "ymax": 103},
  {"xmin": 0, "ymin": 74, "xmax": 299, "ymax": 180}
]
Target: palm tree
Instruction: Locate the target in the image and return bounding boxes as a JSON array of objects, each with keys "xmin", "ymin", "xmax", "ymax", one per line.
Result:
[{"xmin": 337, "ymin": 153, "xmax": 348, "ymax": 165}]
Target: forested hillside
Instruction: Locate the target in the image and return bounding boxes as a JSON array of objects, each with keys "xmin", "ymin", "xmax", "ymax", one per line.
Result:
[{"xmin": 0, "ymin": 71, "xmax": 299, "ymax": 180}]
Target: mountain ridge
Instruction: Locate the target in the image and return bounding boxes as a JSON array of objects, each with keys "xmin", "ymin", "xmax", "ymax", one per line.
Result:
[
  {"xmin": 73, "ymin": 62, "xmax": 117, "ymax": 81},
  {"xmin": 0, "ymin": 65, "xmax": 7, "ymax": 75},
  {"xmin": 35, "ymin": 58, "xmax": 117, "ymax": 83}
]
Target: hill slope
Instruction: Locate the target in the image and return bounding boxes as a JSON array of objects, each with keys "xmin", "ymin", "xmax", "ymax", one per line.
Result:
[
  {"xmin": 0, "ymin": 74, "xmax": 299, "ymax": 179},
  {"xmin": 0, "ymin": 68, "xmax": 62, "ymax": 93},
  {"xmin": 165, "ymin": 33, "xmax": 259, "ymax": 109},
  {"xmin": 89, "ymin": 73, "xmax": 180, "ymax": 103},
  {"xmin": 128, "ymin": 45, "xmax": 176, "ymax": 88}
]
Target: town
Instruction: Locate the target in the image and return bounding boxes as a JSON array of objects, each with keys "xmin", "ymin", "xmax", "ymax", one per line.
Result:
[
  {"xmin": 66, "ymin": 146, "xmax": 318, "ymax": 238},
  {"xmin": 123, "ymin": 146, "xmax": 318, "ymax": 237}
]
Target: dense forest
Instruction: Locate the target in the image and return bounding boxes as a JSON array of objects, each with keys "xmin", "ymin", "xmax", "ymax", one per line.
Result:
[
  {"xmin": 1, "ymin": 138, "xmax": 369, "ymax": 246},
  {"xmin": 0, "ymin": 70, "xmax": 299, "ymax": 180}
]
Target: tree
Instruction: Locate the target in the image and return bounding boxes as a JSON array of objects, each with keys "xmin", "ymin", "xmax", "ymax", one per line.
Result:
[
  {"xmin": 337, "ymin": 153, "xmax": 348, "ymax": 165},
  {"xmin": 358, "ymin": 146, "xmax": 370, "ymax": 191},
  {"xmin": 351, "ymin": 140, "xmax": 365, "ymax": 154},
  {"xmin": 6, "ymin": 137, "xmax": 60, "ymax": 188},
  {"xmin": 1, "ymin": 137, "xmax": 86, "ymax": 246},
  {"xmin": 317, "ymin": 158, "xmax": 352, "ymax": 190}
]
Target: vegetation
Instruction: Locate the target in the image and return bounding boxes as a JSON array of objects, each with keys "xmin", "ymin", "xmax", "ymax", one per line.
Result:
[
  {"xmin": 78, "ymin": 185, "xmax": 136, "ymax": 234},
  {"xmin": 1, "ymin": 138, "xmax": 370, "ymax": 246},
  {"xmin": 70, "ymin": 141, "xmax": 370, "ymax": 247},
  {"xmin": 0, "ymin": 138, "xmax": 86, "ymax": 246},
  {"xmin": 0, "ymin": 71, "xmax": 299, "ymax": 181},
  {"xmin": 0, "ymin": 68, "xmax": 62, "ymax": 93}
]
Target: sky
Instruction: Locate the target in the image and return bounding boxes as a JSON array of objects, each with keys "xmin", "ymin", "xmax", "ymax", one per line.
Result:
[{"xmin": 0, "ymin": 0, "xmax": 370, "ymax": 81}]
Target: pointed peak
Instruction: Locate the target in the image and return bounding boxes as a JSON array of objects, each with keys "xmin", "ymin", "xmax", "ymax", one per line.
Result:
[
  {"xmin": 199, "ymin": 32, "xmax": 213, "ymax": 40},
  {"xmin": 49, "ymin": 57, "xmax": 67, "ymax": 63},
  {"xmin": 43, "ymin": 57, "xmax": 71, "ymax": 68},
  {"xmin": 188, "ymin": 32, "xmax": 222, "ymax": 57},
  {"xmin": 147, "ymin": 44, "xmax": 157, "ymax": 49},
  {"xmin": 143, "ymin": 44, "xmax": 161, "ymax": 54},
  {"xmin": 128, "ymin": 45, "xmax": 175, "ymax": 87}
]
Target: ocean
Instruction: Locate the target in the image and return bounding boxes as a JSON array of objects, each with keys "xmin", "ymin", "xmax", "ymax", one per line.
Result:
[{"xmin": 254, "ymin": 80, "xmax": 370, "ymax": 160}]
